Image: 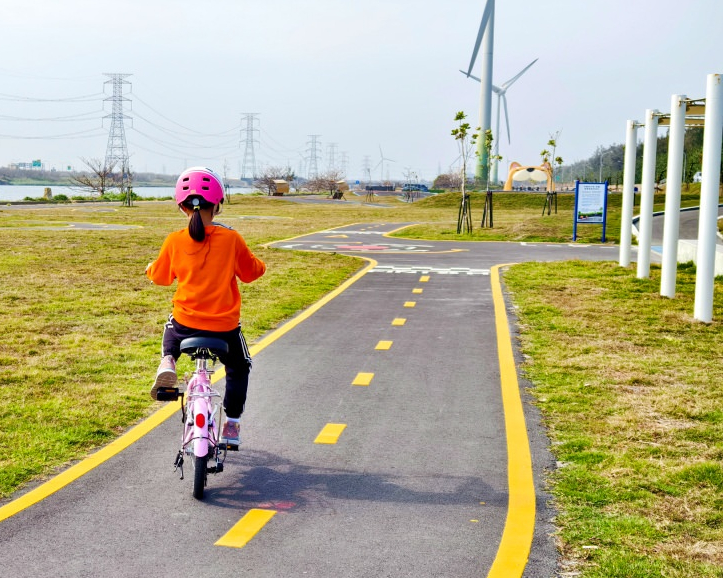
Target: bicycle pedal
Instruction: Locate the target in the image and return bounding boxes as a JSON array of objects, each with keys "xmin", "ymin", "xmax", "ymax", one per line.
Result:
[{"xmin": 155, "ymin": 387, "xmax": 180, "ymax": 401}]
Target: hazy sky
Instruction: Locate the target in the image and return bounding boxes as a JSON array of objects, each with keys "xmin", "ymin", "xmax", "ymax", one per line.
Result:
[{"xmin": 2, "ymin": 0, "xmax": 722, "ymax": 182}]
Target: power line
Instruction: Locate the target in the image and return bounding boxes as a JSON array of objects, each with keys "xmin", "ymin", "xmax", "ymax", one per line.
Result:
[
  {"xmin": 0, "ymin": 127, "xmax": 106, "ymax": 140},
  {"xmin": 0, "ymin": 92, "xmax": 104, "ymax": 102},
  {"xmin": 0, "ymin": 110, "xmax": 104, "ymax": 122},
  {"xmin": 132, "ymin": 93, "xmax": 240, "ymax": 137}
]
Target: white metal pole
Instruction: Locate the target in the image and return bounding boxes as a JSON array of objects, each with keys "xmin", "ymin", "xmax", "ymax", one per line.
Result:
[
  {"xmin": 619, "ymin": 120, "xmax": 639, "ymax": 267},
  {"xmin": 660, "ymin": 95, "xmax": 687, "ymax": 298},
  {"xmin": 637, "ymin": 109, "xmax": 659, "ymax": 279},
  {"xmin": 694, "ymin": 73, "xmax": 723, "ymax": 322}
]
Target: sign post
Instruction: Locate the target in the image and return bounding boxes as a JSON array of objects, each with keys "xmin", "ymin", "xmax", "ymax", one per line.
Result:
[{"xmin": 573, "ymin": 181, "xmax": 609, "ymax": 242}]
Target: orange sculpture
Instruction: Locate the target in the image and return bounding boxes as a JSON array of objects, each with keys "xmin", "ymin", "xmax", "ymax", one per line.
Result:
[{"xmin": 504, "ymin": 161, "xmax": 552, "ymax": 191}]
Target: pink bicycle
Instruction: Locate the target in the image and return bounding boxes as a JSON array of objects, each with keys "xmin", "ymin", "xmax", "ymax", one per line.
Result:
[{"xmin": 157, "ymin": 337, "xmax": 233, "ymax": 500}]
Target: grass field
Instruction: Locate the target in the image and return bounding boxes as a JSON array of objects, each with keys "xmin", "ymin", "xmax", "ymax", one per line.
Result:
[{"xmin": 1, "ymin": 188, "xmax": 721, "ymax": 577}]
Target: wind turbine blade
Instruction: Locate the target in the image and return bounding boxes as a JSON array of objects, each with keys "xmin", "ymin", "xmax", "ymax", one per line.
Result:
[
  {"xmin": 502, "ymin": 94, "xmax": 511, "ymax": 144},
  {"xmin": 466, "ymin": 0, "xmax": 493, "ymax": 76},
  {"xmin": 501, "ymin": 58, "xmax": 539, "ymax": 90},
  {"xmin": 460, "ymin": 69, "xmax": 483, "ymax": 83}
]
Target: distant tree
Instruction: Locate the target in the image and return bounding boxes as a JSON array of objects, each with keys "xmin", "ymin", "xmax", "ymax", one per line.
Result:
[
  {"xmin": 451, "ymin": 111, "xmax": 479, "ymax": 234},
  {"xmin": 305, "ymin": 170, "xmax": 345, "ymax": 194},
  {"xmin": 115, "ymin": 161, "xmax": 134, "ymax": 207},
  {"xmin": 70, "ymin": 158, "xmax": 117, "ymax": 197},
  {"xmin": 541, "ymin": 134, "xmax": 563, "ymax": 189},
  {"xmin": 254, "ymin": 165, "xmax": 295, "ymax": 195},
  {"xmin": 432, "ymin": 172, "xmax": 463, "ymax": 190}
]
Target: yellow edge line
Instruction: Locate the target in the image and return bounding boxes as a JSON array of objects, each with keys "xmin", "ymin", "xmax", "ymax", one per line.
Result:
[
  {"xmin": 261, "ymin": 221, "xmax": 369, "ymax": 248},
  {"xmin": 215, "ymin": 508, "xmax": 277, "ymax": 548},
  {"xmin": 0, "ymin": 256, "xmax": 378, "ymax": 524},
  {"xmin": 0, "ymin": 399, "xmax": 178, "ymax": 523},
  {"xmin": 487, "ymin": 263, "xmax": 535, "ymax": 578},
  {"xmin": 249, "ymin": 257, "xmax": 377, "ymax": 356}
]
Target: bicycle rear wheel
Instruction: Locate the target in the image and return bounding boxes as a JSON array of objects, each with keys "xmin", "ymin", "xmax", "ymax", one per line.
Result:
[{"xmin": 193, "ymin": 455, "xmax": 206, "ymax": 500}]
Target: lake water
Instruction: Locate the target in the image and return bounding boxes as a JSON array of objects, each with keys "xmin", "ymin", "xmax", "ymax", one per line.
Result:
[{"xmin": 0, "ymin": 185, "xmax": 255, "ymax": 202}]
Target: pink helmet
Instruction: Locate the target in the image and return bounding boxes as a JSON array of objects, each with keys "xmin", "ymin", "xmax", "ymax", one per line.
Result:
[{"xmin": 175, "ymin": 166, "xmax": 225, "ymax": 205}]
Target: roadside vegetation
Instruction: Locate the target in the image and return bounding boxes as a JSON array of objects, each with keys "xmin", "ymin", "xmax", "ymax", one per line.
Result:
[
  {"xmin": 505, "ymin": 261, "xmax": 722, "ymax": 577},
  {"xmin": 0, "ymin": 189, "xmax": 721, "ymax": 576}
]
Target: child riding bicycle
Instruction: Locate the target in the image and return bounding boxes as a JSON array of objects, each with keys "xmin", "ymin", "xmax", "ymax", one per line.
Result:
[{"xmin": 146, "ymin": 166, "xmax": 266, "ymax": 446}]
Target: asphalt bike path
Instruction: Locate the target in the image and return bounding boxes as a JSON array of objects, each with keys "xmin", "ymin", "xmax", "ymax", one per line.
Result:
[{"xmin": 0, "ymin": 222, "xmax": 632, "ymax": 577}]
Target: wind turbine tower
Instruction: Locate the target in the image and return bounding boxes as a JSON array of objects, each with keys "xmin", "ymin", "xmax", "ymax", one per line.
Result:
[
  {"xmin": 461, "ymin": 58, "xmax": 539, "ymax": 184},
  {"xmin": 463, "ymin": 0, "xmax": 495, "ymax": 184}
]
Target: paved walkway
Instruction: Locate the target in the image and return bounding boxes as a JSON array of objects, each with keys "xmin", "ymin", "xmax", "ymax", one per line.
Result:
[{"xmin": 0, "ymin": 224, "xmax": 629, "ymax": 577}]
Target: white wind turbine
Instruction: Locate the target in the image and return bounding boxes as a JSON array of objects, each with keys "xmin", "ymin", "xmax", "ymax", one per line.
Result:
[
  {"xmin": 460, "ymin": 58, "xmax": 538, "ymax": 184},
  {"xmin": 374, "ymin": 145, "xmax": 395, "ymax": 183}
]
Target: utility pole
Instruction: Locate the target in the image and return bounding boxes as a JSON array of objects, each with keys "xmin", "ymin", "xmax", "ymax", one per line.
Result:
[
  {"xmin": 306, "ymin": 135, "xmax": 322, "ymax": 179},
  {"xmin": 240, "ymin": 113, "xmax": 259, "ymax": 179},
  {"xmin": 103, "ymin": 73, "xmax": 132, "ymax": 171}
]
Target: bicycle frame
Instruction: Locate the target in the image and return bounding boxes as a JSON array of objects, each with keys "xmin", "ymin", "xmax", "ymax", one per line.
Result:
[
  {"xmin": 182, "ymin": 355, "xmax": 221, "ymax": 459},
  {"xmin": 171, "ymin": 342, "xmax": 229, "ymax": 498}
]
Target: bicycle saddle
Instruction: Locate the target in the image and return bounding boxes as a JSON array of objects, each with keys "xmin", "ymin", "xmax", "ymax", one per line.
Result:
[{"xmin": 179, "ymin": 337, "xmax": 229, "ymax": 356}]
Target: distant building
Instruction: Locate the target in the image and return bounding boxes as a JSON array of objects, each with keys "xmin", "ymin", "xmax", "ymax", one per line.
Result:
[{"xmin": 693, "ymin": 171, "xmax": 702, "ymax": 183}]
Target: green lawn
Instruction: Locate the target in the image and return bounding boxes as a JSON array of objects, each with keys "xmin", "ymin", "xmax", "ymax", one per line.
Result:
[{"xmin": 1, "ymin": 189, "xmax": 721, "ymax": 577}]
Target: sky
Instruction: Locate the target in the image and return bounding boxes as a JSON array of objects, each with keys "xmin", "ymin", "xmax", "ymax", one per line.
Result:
[{"xmin": 1, "ymin": 0, "xmax": 723, "ymax": 183}]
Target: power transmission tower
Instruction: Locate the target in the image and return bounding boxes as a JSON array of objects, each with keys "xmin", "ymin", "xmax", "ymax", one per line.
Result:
[
  {"xmin": 326, "ymin": 142, "xmax": 338, "ymax": 172},
  {"xmin": 240, "ymin": 113, "xmax": 259, "ymax": 179},
  {"xmin": 103, "ymin": 73, "xmax": 132, "ymax": 171},
  {"xmin": 362, "ymin": 155, "xmax": 372, "ymax": 183},
  {"xmin": 340, "ymin": 151, "xmax": 349, "ymax": 177},
  {"xmin": 306, "ymin": 135, "xmax": 321, "ymax": 179}
]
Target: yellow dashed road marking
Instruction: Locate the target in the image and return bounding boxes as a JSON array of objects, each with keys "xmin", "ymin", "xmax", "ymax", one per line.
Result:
[
  {"xmin": 404, "ymin": 301, "xmax": 416, "ymax": 308},
  {"xmin": 412, "ymin": 288, "xmax": 423, "ymax": 294},
  {"xmin": 375, "ymin": 340, "xmax": 393, "ymax": 350},
  {"xmin": 352, "ymin": 372, "xmax": 374, "ymax": 386},
  {"xmin": 314, "ymin": 423, "xmax": 347, "ymax": 444},
  {"xmin": 419, "ymin": 275, "xmax": 430, "ymax": 282},
  {"xmin": 391, "ymin": 318, "xmax": 406, "ymax": 326},
  {"xmin": 215, "ymin": 509, "xmax": 277, "ymax": 549}
]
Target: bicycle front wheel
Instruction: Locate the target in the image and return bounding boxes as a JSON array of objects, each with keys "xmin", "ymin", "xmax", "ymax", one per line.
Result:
[{"xmin": 193, "ymin": 455, "xmax": 206, "ymax": 500}]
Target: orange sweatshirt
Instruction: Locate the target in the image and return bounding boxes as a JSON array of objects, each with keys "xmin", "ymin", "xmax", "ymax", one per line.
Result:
[{"xmin": 146, "ymin": 224, "xmax": 266, "ymax": 332}]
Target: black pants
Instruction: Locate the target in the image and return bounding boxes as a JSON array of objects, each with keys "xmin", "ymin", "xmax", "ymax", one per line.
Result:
[{"xmin": 162, "ymin": 315, "xmax": 251, "ymax": 418}]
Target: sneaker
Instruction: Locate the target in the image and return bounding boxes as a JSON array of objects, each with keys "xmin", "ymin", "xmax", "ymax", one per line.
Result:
[
  {"xmin": 221, "ymin": 418, "xmax": 241, "ymax": 446},
  {"xmin": 150, "ymin": 355, "xmax": 177, "ymax": 400}
]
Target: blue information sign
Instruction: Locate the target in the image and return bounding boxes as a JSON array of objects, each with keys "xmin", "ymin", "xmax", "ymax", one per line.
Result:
[{"xmin": 573, "ymin": 181, "xmax": 609, "ymax": 242}]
